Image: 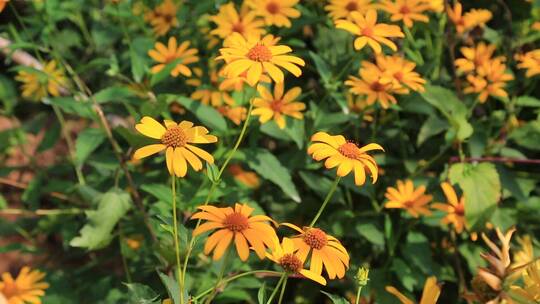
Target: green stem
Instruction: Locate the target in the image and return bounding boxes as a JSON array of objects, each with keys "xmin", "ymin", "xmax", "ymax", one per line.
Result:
[
  {"xmin": 118, "ymin": 224, "xmax": 132, "ymax": 283},
  {"xmin": 277, "ymin": 275, "xmax": 288, "ymax": 304},
  {"xmin": 355, "ymin": 286, "xmax": 363, "ymax": 304},
  {"xmin": 181, "ymin": 98, "xmax": 255, "ymax": 284},
  {"xmin": 266, "ymin": 273, "xmax": 286, "ymax": 304},
  {"xmin": 309, "ymin": 176, "xmax": 341, "ymax": 227},
  {"xmin": 171, "ymin": 176, "xmax": 184, "ymax": 304},
  {"xmin": 204, "ymin": 248, "xmax": 231, "ymax": 304}
]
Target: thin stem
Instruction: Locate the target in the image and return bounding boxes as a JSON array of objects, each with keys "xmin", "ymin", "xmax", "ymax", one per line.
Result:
[
  {"xmin": 171, "ymin": 176, "xmax": 184, "ymax": 304},
  {"xmin": 51, "ymin": 104, "xmax": 85, "ymax": 185},
  {"xmin": 355, "ymin": 286, "xmax": 363, "ymax": 304},
  {"xmin": 118, "ymin": 224, "xmax": 133, "ymax": 283},
  {"xmin": 309, "ymin": 176, "xmax": 341, "ymax": 227},
  {"xmin": 266, "ymin": 273, "xmax": 286, "ymax": 304},
  {"xmin": 181, "ymin": 98, "xmax": 255, "ymax": 284},
  {"xmin": 277, "ymin": 275, "xmax": 288, "ymax": 304},
  {"xmin": 0, "ymin": 208, "xmax": 84, "ymax": 216},
  {"xmin": 204, "ymin": 248, "xmax": 231, "ymax": 304}
]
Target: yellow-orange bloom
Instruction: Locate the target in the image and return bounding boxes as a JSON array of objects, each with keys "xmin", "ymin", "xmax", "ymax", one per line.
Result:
[
  {"xmin": 282, "ymin": 223, "xmax": 350, "ymax": 280},
  {"xmin": 380, "ymin": 0, "xmax": 430, "ymax": 28},
  {"xmin": 217, "ymin": 105, "xmax": 248, "ymax": 126},
  {"xmin": 187, "ymin": 67, "xmax": 235, "ymax": 107},
  {"xmin": 266, "ymin": 238, "xmax": 327, "ymax": 285},
  {"xmin": 386, "ymin": 276, "xmax": 441, "ymax": 304},
  {"xmin": 347, "ymin": 93, "xmax": 375, "ymax": 122},
  {"xmin": 218, "ymin": 33, "xmax": 305, "ymax": 86},
  {"xmin": 191, "ymin": 203, "xmax": 278, "ymax": 261},
  {"xmin": 325, "ymin": 0, "xmax": 374, "ymax": 21},
  {"xmin": 375, "ymin": 54, "xmax": 426, "ymax": 92},
  {"xmin": 133, "ymin": 117, "xmax": 217, "ymax": 177},
  {"xmin": 463, "ymin": 58, "xmax": 514, "ymax": 103},
  {"xmin": 455, "ymin": 42, "xmax": 499, "ymax": 74},
  {"xmin": 209, "ymin": 3, "xmax": 265, "ymax": 38},
  {"xmin": 446, "ymin": 2, "xmax": 492, "ymax": 34},
  {"xmin": 148, "ymin": 37, "xmax": 199, "ymax": 77},
  {"xmin": 143, "ymin": 0, "xmax": 178, "ymax": 36},
  {"xmin": 516, "ymin": 49, "xmax": 540, "ymax": 78},
  {"xmin": 0, "ymin": 0, "xmax": 7, "ymax": 13},
  {"xmin": 0, "ymin": 267, "xmax": 49, "ymax": 304},
  {"xmin": 252, "ymin": 83, "xmax": 305, "ymax": 129},
  {"xmin": 420, "ymin": 0, "xmax": 444, "ymax": 13},
  {"xmin": 15, "ymin": 60, "xmax": 68, "ymax": 101},
  {"xmin": 432, "ymin": 182, "xmax": 466, "ymax": 234},
  {"xmin": 336, "ymin": 10, "xmax": 404, "ymax": 54},
  {"xmin": 246, "ymin": 0, "xmax": 300, "ymax": 28},
  {"xmin": 228, "ymin": 164, "xmax": 260, "ymax": 188},
  {"xmin": 307, "ymin": 131, "xmax": 383, "ymax": 185},
  {"xmin": 511, "ymin": 261, "xmax": 540, "ymax": 302},
  {"xmin": 384, "ymin": 179, "xmax": 432, "ymax": 217}
]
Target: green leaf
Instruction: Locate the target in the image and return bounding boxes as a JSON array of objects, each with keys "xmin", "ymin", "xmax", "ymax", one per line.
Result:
[
  {"xmin": 94, "ymin": 86, "xmax": 135, "ymax": 104},
  {"xmin": 257, "ymin": 283, "xmax": 266, "ymax": 304},
  {"xmin": 141, "ymin": 183, "xmax": 173, "ymax": 204},
  {"xmin": 417, "ymin": 116, "xmax": 449, "ymax": 146},
  {"xmin": 37, "ymin": 120, "xmax": 61, "ymax": 152},
  {"xmin": 515, "ymin": 96, "xmax": 540, "ymax": 107},
  {"xmin": 420, "ymin": 85, "xmax": 473, "ymax": 141},
  {"xmin": 70, "ymin": 189, "xmax": 132, "ymax": 250},
  {"xmin": 449, "ymin": 162, "xmax": 501, "ymax": 230},
  {"xmin": 124, "ymin": 283, "xmax": 160, "ymax": 304},
  {"xmin": 309, "ymin": 51, "xmax": 332, "ymax": 84},
  {"xmin": 130, "ymin": 37, "xmax": 152, "ymax": 82},
  {"xmin": 48, "ymin": 97, "xmax": 96, "ymax": 119},
  {"xmin": 206, "ymin": 163, "xmax": 220, "ymax": 183},
  {"xmin": 75, "ymin": 128, "xmax": 106, "ymax": 166},
  {"xmin": 320, "ymin": 291, "xmax": 349, "ymax": 304},
  {"xmin": 356, "ymin": 222, "xmax": 385, "ymax": 246},
  {"xmin": 158, "ymin": 272, "xmax": 186, "ymax": 304},
  {"xmin": 171, "ymin": 96, "xmax": 227, "ymax": 133},
  {"xmin": 236, "ymin": 148, "xmax": 301, "ymax": 202},
  {"xmin": 510, "ymin": 119, "xmax": 540, "ymax": 150},
  {"xmin": 260, "ymin": 118, "xmax": 305, "ymax": 149}
]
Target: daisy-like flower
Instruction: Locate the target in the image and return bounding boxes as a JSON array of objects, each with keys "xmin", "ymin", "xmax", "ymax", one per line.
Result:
[
  {"xmin": 218, "ymin": 33, "xmax": 305, "ymax": 86},
  {"xmin": 266, "ymin": 238, "xmax": 327, "ymax": 285},
  {"xmin": 143, "ymin": 0, "xmax": 178, "ymax": 36},
  {"xmin": 432, "ymin": 182, "xmax": 466, "ymax": 234},
  {"xmin": 380, "ymin": 0, "xmax": 430, "ymax": 28},
  {"xmin": 420, "ymin": 0, "xmax": 444, "ymax": 13},
  {"xmin": 187, "ymin": 67, "xmax": 235, "ymax": 107},
  {"xmin": 324, "ymin": 0, "xmax": 374, "ymax": 21},
  {"xmin": 455, "ymin": 42, "xmax": 499, "ymax": 74},
  {"xmin": 191, "ymin": 203, "xmax": 278, "ymax": 261},
  {"xmin": 375, "ymin": 54, "xmax": 426, "ymax": 92},
  {"xmin": 384, "ymin": 179, "xmax": 433, "ymax": 218},
  {"xmin": 446, "ymin": 2, "xmax": 492, "ymax": 34},
  {"xmin": 133, "ymin": 117, "xmax": 217, "ymax": 177},
  {"xmin": 347, "ymin": 93, "xmax": 375, "ymax": 122},
  {"xmin": 386, "ymin": 276, "xmax": 441, "ymax": 304},
  {"xmin": 217, "ymin": 105, "xmax": 248, "ymax": 126},
  {"xmin": 246, "ymin": 0, "xmax": 301, "ymax": 28},
  {"xmin": 0, "ymin": 267, "xmax": 49, "ymax": 304},
  {"xmin": 346, "ymin": 61, "xmax": 407, "ymax": 109},
  {"xmin": 148, "ymin": 37, "xmax": 199, "ymax": 77},
  {"xmin": 15, "ymin": 60, "xmax": 68, "ymax": 101},
  {"xmin": 516, "ymin": 49, "xmax": 540, "ymax": 78},
  {"xmin": 463, "ymin": 58, "xmax": 514, "ymax": 103},
  {"xmin": 282, "ymin": 223, "xmax": 350, "ymax": 280},
  {"xmin": 228, "ymin": 164, "xmax": 260, "ymax": 188},
  {"xmin": 209, "ymin": 3, "xmax": 265, "ymax": 38},
  {"xmin": 307, "ymin": 131, "xmax": 384, "ymax": 186},
  {"xmin": 335, "ymin": 10, "xmax": 404, "ymax": 54},
  {"xmin": 252, "ymin": 83, "xmax": 305, "ymax": 129}
]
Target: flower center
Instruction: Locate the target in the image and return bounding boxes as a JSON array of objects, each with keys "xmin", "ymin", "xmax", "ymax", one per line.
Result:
[
  {"xmin": 399, "ymin": 5, "xmax": 411, "ymax": 14},
  {"xmin": 370, "ymin": 81, "xmax": 386, "ymax": 92},
  {"xmin": 223, "ymin": 212, "xmax": 249, "ymax": 232},
  {"xmin": 345, "ymin": 1, "xmax": 358, "ymax": 11},
  {"xmin": 163, "ymin": 13, "xmax": 174, "ymax": 23},
  {"xmin": 161, "ymin": 127, "xmax": 188, "ymax": 148},
  {"xmin": 279, "ymin": 253, "xmax": 302, "ymax": 273},
  {"xmin": 247, "ymin": 44, "xmax": 272, "ymax": 62},
  {"xmin": 266, "ymin": 1, "xmax": 280, "ymax": 14},
  {"xmin": 270, "ymin": 99, "xmax": 284, "ymax": 112},
  {"xmin": 232, "ymin": 22, "xmax": 245, "ymax": 34},
  {"xmin": 454, "ymin": 204, "xmax": 465, "ymax": 216},
  {"xmin": 393, "ymin": 71, "xmax": 404, "ymax": 81},
  {"xmin": 361, "ymin": 27, "xmax": 373, "ymax": 37},
  {"xmin": 303, "ymin": 228, "xmax": 328, "ymax": 250},
  {"xmin": 338, "ymin": 142, "xmax": 361, "ymax": 160}
]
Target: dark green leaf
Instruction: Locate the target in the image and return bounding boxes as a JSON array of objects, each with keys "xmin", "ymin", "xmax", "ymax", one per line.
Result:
[
  {"xmin": 75, "ymin": 128, "xmax": 106, "ymax": 166},
  {"xmin": 320, "ymin": 291, "xmax": 349, "ymax": 304},
  {"xmin": 124, "ymin": 283, "xmax": 160, "ymax": 304}
]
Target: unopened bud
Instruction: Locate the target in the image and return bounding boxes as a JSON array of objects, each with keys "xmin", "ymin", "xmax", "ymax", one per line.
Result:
[{"xmin": 355, "ymin": 266, "xmax": 369, "ymax": 287}]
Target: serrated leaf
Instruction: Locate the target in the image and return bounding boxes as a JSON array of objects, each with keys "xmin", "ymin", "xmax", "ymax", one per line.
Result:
[
  {"xmin": 449, "ymin": 162, "xmax": 500, "ymax": 230},
  {"xmin": 172, "ymin": 96, "xmax": 227, "ymax": 132},
  {"xmin": 236, "ymin": 148, "xmax": 300, "ymax": 202},
  {"xmin": 75, "ymin": 128, "xmax": 106, "ymax": 166},
  {"xmin": 70, "ymin": 189, "xmax": 132, "ymax": 250}
]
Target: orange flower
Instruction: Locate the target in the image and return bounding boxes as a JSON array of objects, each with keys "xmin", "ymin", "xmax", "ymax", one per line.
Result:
[
  {"xmin": 191, "ymin": 203, "xmax": 278, "ymax": 261},
  {"xmin": 463, "ymin": 58, "xmax": 514, "ymax": 103},
  {"xmin": 386, "ymin": 276, "xmax": 441, "ymax": 304},
  {"xmin": 252, "ymin": 82, "xmax": 305, "ymax": 129},
  {"xmin": 432, "ymin": 182, "xmax": 466, "ymax": 233},
  {"xmin": 0, "ymin": 267, "xmax": 49, "ymax": 304},
  {"xmin": 380, "ymin": 0, "xmax": 430, "ymax": 28},
  {"xmin": 446, "ymin": 2, "xmax": 492, "ymax": 34},
  {"xmin": 209, "ymin": 3, "xmax": 265, "ymax": 38},
  {"xmin": 384, "ymin": 179, "xmax": 432, "ymax": 217},
  {"xmin": 325, "ymin": 0, "xmax": 374, "ymax": 21},
  {"xmin": 455, "ymin": 42, "xmax": 499, "ymax": 74},
  {"xmin": 143, "ymin": 0, "xmax": 178, "ymax": 36},
  {"xmin": 375, "ymin": 54, "xmax": 426, "ymax": 92},
  {"xmin": 246, "ymin": 0, "xmax": 301, "ymax": 28},
  {"xmin": 516, "ymin": 49, "xmax": 540, "ymax": 78},
  {"xmin": 228, "ymin": 164, "xmax": 260, "ymax": 188},
  {"xmin": 148, "ymin": 37, "xmax": 199, "ymax": 77}
]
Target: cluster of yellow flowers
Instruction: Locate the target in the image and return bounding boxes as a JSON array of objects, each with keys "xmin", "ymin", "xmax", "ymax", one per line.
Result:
[
  {"xmin": 516, "ymin": 49, "xmax": 540, "ymax": 78},
  {"xmin": 15, "ymin": 61, "xmax": 68, "ymax": 101},
  {"xmin": 0, "ymin": 267, "xmax": 49, "ymax": 304}
]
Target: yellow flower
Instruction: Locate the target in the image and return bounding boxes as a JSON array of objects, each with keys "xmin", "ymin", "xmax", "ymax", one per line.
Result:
[
  {"xmin": 188, "ymin": 67, "xmax": 235, "ymax": 107},
  {"xmin": 511, "ymin": 261, "xmax": 540, "ymax": 302},
  {"xmin": 217, "ymin": 105, "xmax": 248, "ymax": 126},
  {"xmin": 218, "ymin": 33, "xmax": 305, "ymax": 86},
  {"xmin": 386, "ymin": 276, "xmax": 441, "ymax": 304},
  {"xmin": 191, "ymin": 203, "xmax": 278, "ymax": 261},
  {"xmin": 516, "ymin": 49, "xmax": 540, "ymax": 78},
  {"xmin": 380, "ymin": 0, "xmax": 430, "ymax": 28},
  {"xmin": 375, "ymin": 54, "xmax": 426, "ymax": 92},
  {"xmin": 133, "ymin": 117, "xmax": 217, "ymax": 177},
  {"xmin": 347, "ymin": 93, "xmax": 374, "ymax": 122},
  {"xmin": 252, "ymin": 83, "xmax": 305, "ymax": 129},
  {"xmin": 218, "ymin": 68, "xmax": 272, "ymax": 92},
  {"xmin": 148, "ymin": 37, "xmax": 199, "ymax": 77},
  {"xmin": 143, "ymin": 0, "xmax": 178, "ymax": 36},
  {"xmin": 228, "ymin": 164, "xmax": 260, "ymax": 188},
  {"xmin": 513, "ymin": 235, "xmax": 535, "ymax": 270},
  {"xmin": 384, "ymin": 179, "xmax": 433, "ymax": 218},
  {"xmin": 266, "ymin": 237, "xmax": 327, "ymax": 285},
  {"xmin": 0, "ymin": 267, "xmax": 49, "ymax": 304},
  {"xmin": 533, "ymin": 21, "xmax": 540, "ymax": 31},
  {"xmin": 307, "ymin": 131, "xmax": 384, "ymax": 185},
  {"xmin": 15, "ymin": 60, "xmax": 68, "ymax": 101},
  {"xmin": 463, "ymin": 58, "xmax": 513, "ymax": 103},
  {"xmin": 432, "ymin": 182, "xmax": 466, "ymax": 234},
  {"xmin": 282, "ymin": 223, "xmax": 350, "ymax": 280},
  {"xmin": 446, "ymin": 2, "xmax": 492, "ymax": 34},
  {"xmin": 345, "ymin": 61, "xmax": 407, "ymax": 109},
  {"xmin": 246, "ymin": 0, "xmax": 301, "ymax": 28},
  {"xmin": 454, "ymin": 42, "xmax": 498, "ymax": 74},
  {"xmin": 125, "ymin": 235, "xmax": 144, "ymax": 250},
  {"xmin": 209, "ymin": 3, "xmax": 265, "ymax": 38},
  {"xmin": 335, "ymin": 10, "xmax": 404, "ymax": 54},
  {"xmin": 420, "ymin": 0, "xmax": 444, "ymax": 13},
  {"xmin": 324, "ymin": 0, "xmax": 374, "ymax": 21}
]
